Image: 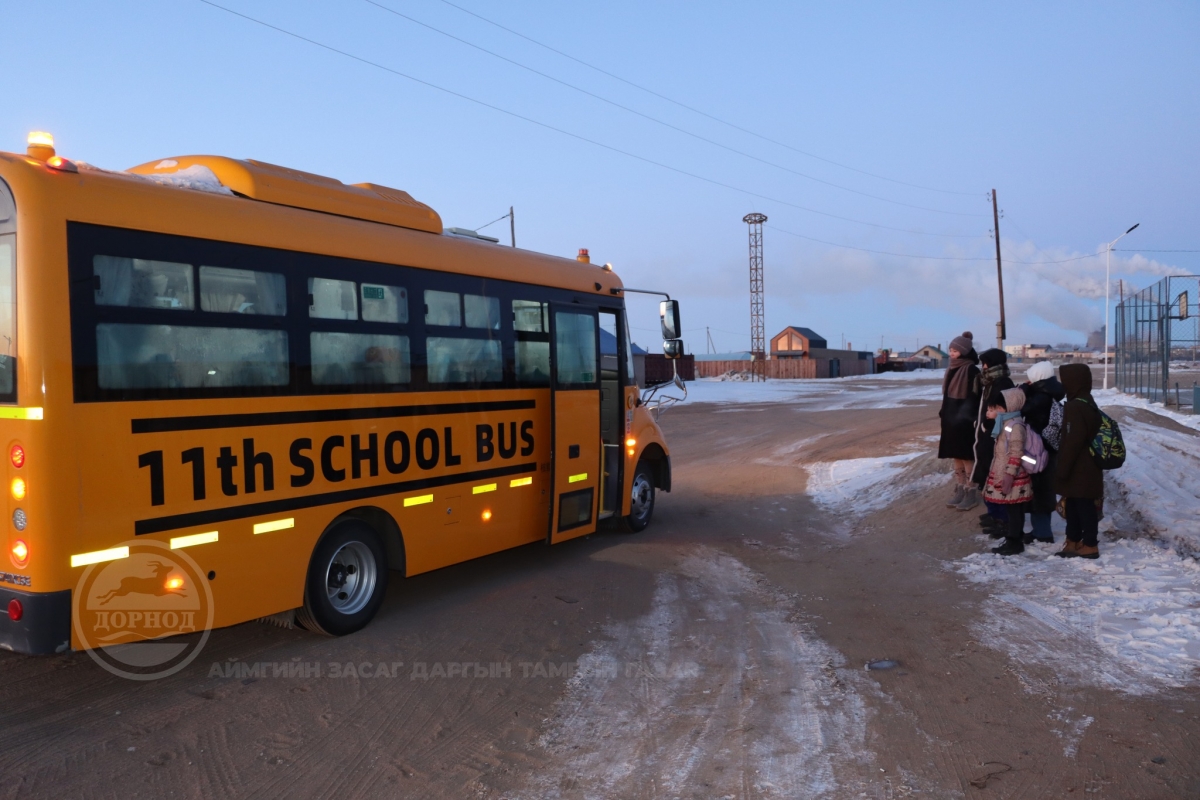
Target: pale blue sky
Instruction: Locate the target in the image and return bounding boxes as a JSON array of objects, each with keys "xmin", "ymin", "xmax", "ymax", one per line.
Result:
[{"xmin": 3, "ymin": 1, "xmax": 1196, "ymax": 353}]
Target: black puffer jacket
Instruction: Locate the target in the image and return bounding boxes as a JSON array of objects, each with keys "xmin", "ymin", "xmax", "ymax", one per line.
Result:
[
  {"xmin": 1021, "ymin": 377, "xmax": 1066, "ymax": 435},
  {"xmin": 1021, "ymin": 377, "xmax": 1065, "ymax": 513},
  {"xmin": 1055, "ymin": 364, "xmax": 1104, "ymax": 499}
]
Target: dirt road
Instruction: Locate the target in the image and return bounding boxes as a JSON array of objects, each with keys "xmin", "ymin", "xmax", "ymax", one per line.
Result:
[{"xmin": 2, "ymin": 387, "xmax": 1198, "ymax": 798}]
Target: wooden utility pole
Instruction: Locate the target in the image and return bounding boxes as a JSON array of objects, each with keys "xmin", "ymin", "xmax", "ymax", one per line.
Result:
[
  {"xmin": 992, "ymin": 189, "xmax": 1006, "ymax": 348},
  {"xmin": 509, "ymin": 206, "xmax": 515, "ymax": 248}
]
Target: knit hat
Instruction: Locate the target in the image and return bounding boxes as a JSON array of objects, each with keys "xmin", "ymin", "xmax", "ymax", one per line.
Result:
[
  {"xmin": 1026, "ymin": 361, "xmax": 1055, "ymax": 383},
  {"xmin": 950, "ymin": 331, "xmax": 974, "ymax": 355},
  {"xmin": 979, "ymin": 348, "xmax": 1008, "ymax": 368}
]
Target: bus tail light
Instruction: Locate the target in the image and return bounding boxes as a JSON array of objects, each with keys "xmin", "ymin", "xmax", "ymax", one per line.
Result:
[
  {"xmin": 7, "ymin": 599, "xmax": 22, "ymax": 622},
  {"xmin": 10, "ymin": 477, "xmax": 26, "ymax": 501},
  {"xmin": 11, "ymin": 540, "xmax": 28, "ymax": 566},
  {"xmin": 9, "ymin": 445, "xmax": 24, "ymax": 469},
  {"xmin": 481, "ymin": 509, "xmax": 492, "ymax": 522}
]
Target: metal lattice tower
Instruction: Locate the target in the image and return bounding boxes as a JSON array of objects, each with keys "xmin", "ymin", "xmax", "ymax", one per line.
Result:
[{"xmin": 744, "ymin": 213, "xmax": 767, "ymax": 381}]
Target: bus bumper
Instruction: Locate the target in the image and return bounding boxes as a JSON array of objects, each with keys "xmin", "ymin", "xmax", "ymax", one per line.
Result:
[{"xmin": 0, "ymin": 587, "xmax": 72, "ymax": 655}]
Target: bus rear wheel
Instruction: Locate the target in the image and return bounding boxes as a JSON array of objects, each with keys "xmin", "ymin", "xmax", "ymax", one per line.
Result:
[
  {"xmin": 297, "ymin": 520, "xmax": 388, "ymax": 636},
  {"xmin": 619, "ymin": 461, "xmax": 656, "ymax": 533}
]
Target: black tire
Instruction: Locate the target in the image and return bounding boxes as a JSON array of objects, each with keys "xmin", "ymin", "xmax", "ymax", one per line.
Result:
[
  {"xmin": 619, "ymin": 461, "xmax": 656, "ymax": 533},
  {"xmin": 296, "ymin": 520, "xmax": 388, "ymax": 636}
]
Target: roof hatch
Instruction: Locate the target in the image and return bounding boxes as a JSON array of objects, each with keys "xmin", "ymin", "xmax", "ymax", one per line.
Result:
[{"xmin": 126, "ymin": 156, "xmax": 442, "ymax": 234}]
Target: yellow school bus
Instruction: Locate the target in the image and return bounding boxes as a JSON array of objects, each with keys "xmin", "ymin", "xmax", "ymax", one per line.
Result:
[{"xmin": 0, "ymin": 134, "xmax": 674, "ymax": 657}]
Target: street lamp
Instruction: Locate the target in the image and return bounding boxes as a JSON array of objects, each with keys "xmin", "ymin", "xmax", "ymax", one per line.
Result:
[{"xmin": 1104, "ymin": 222, "xmax": 1139, "ymax": 390}]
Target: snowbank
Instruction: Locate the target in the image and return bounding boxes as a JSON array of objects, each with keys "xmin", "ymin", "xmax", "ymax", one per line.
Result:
[
  {"xmin": 956, "ymin": 538, "xmax": 1200, "ymax": 692},
  {"xmin": 805, "ymin": 451, "xmax": 943, "ymax": 514}
]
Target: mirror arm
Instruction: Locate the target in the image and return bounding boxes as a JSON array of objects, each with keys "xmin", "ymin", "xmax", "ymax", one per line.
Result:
[{"xmin": 617, "ymin": 287, "xmax": 671, "ymax": 300}]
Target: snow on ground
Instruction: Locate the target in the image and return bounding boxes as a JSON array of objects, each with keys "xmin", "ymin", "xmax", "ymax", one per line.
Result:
[
  {"xmin": 530, "ymin": 547, "xmax": 878, "ymax": 797},
  {"xmin": 956, "ymin": 539, "xmax": 1200, "ymax": 693},
  {"xmin": 679, "ymin": 371, "xmax": 941, "ymax": 409},
  {"xmin": 805, "ymin": 451, "xmax": 944, "ymax": 515}
]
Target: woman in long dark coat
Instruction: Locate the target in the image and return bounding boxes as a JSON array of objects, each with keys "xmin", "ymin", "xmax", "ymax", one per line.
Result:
[{"xmin": 938, "ymin": 332, "xmax": 980, "ymax": 508}]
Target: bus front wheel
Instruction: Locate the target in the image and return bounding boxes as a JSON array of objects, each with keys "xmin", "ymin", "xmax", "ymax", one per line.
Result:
[
  {"xmin": 620, "ymin": 461, "xmax": 656, "ymax": 533},
  {"xmin": 297, "ymin": 520, "xmax": 388, "ymax": 636}
]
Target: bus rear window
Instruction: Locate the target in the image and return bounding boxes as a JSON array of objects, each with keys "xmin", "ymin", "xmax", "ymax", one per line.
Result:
[{"xmin": 0, "ymin": 236, "xmax": 14, "ymax": 398}]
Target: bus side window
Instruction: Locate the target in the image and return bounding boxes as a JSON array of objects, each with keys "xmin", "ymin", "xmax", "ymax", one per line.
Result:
[
  {"xmin": 311, "ymin": 332, "xmax": 411, "ymax": 386},
  {"xmin": 200, "ymin": 266, "xmax": 286, "ymax": 315},
  {"xmin": 427, "ymin": 337, "xmax": 502, "ymax": 384},
  {"xmin": 464, "ymin": 294, "xmax": 500, "ymax": 330},
  {"xmin": 555, "ymin": 311, "xmax": 597, "ymax": 386},
  {"xmin": 361, "ymin": 283, "xmax": 407, "ymax": 323},
  {"xmin": 513, "ymin": 300, "xmax": 549, "ymax": 385},
  {"xmin": 94, "ymin": 256, "xmax": 194, "ymax": 311},
  {"xmin": 424, "ymin": 290, "xmax": 461, "ymax": 327},
  {"xmin": 309, "ymin": 277, "xmax": 357, "ymax": 320}
]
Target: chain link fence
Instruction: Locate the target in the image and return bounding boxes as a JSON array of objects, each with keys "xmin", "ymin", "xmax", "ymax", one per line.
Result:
[{"xmin": 1115, "ymin": 275, "xmax": 1200, "ymax": 410}]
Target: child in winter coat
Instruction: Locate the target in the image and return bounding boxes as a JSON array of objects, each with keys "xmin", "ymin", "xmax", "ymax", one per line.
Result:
[
  {"xmin": 971, "ymin": 348, "xmax": 1016, "ymax": 528},
  {"xmin": 982, "ymin": 387, "xmax": 1034, "ymax": 555},
  {"xmin": 1020, "ymin": 361, "xmax": 1065, "ymax": 543}
]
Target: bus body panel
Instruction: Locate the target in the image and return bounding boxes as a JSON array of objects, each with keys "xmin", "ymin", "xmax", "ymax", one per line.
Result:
[{"xmin": 0, "ymin": 151, "xmax": 670, "ymax": 654}]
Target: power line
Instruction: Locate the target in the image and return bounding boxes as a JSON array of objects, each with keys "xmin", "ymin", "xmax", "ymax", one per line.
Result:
[
  {"xmin": 436, "ymin": 0, "xmax": 979, "ymax": 197},
  {"xmin": 197, "ymin": 1, "xmax": 980, "ymax": 239},
  {"xmin": 365, "ymin": 0, "xmax": 982, "ymax": 218}
]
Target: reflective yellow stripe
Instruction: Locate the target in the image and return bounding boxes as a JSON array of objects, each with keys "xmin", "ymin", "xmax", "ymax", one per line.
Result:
[
  {"xmin": 71, "ymin": 546, "xmax": 129, "ymax": 568},
  {"xmin": 404, "ymin": 493, "xmax": 434, "ymax": 507},
  {"xmin": 171, "ymin": 531, "xmax": 219, "ymax": 549},
  {"xmin": 253, "ymin": 518, "xmax": 294, "ymax": 534},
  {"xmin": 0, "ymin": 407, "xmax": 43, "ymax": 420},
  {"xmin": 568, "ymin": 473, "xmax": 588, "ymax": 483},
  {"xmin": 509, "ymin": 476, "xmax": 533, "ymax": 487},
  {"xmin": 472, "ymin": 483, "xmax": 497, "ymax": 494}
]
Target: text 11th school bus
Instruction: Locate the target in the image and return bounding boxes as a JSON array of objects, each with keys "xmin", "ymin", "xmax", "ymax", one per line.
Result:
[{"xmin": 0, "ymin": 133, "xmax": 676, "ymax": 655}]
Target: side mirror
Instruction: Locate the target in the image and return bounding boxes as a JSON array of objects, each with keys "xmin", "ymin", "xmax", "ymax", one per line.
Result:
[
  {"xmin": 659, "ymin": 300, "xmax": 681, "ymax": 340},
  {"xmin": 663, "ymin": 339, "xmax": 683, "ymax": 359}
]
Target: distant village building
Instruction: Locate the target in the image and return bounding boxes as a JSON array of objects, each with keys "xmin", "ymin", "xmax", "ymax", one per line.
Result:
[
  {"xmin": 1004, "ymin": 344, "xmax": 1052, "ymax": 360},
  {"xmin": 911, "ymin": 345, "xmax": 948, "ymax": 369},
  {"xmin": 770, "ymin": 326, "xmax": 827, "ymax": 358}
]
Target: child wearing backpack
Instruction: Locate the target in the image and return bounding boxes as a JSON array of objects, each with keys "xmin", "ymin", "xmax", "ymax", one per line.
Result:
[
  {"xmin": 1054, "ymin": 364, "xmax": 1105, "ymax": 559},
  {"xmin": 982, "ymin": 387, "xmax": 1034, "ymax": 556}
]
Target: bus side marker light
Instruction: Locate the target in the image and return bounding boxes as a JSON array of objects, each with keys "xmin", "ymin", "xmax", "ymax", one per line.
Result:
[
  {"xmin": 10, "ymin": 477, "xmax": 26, "ymax": 501},
  {"xmin": 171, "ymin": 531, "xmax": 219, "ymax": 549},
  {"xmin": 253, "ymin": 518, "xmax": 294, "ymax": 535},
  {"xmin": 509, "ymin": 477, "xmax": 532, "ymax": 488},
  {"xmin": 627, "ymin": 448, "xmax": 635, "ymax": 458},
  {"xmin": 11, "ymin": 540, "xmax": 28, "ymax": 566},
  {"xmin": 46, "ymin": 156, "xmax": 79, "ymax": 173},
  {"xmin": 164, "ymin": 576, "xmax": 185, "ymax": 591},
  {"xmin": 625, "ymin": 438, "xmax": 636, "ymax": 447},
  {"xmin": 404, "ymin": 494, "xmax": 434, "ymax": 507},
  {"xmin": 7, "ymin": 599, "xmax": 22, "ymax": 622},
  {"xmin": 481, "ymin": 509, "xmax": 492, "ymax": 521},
  {"xmin": 472, "ymin": 483, "xmax": 497, "ymax": 494},
  {"xmin": 10, "ymin": 445, "xmax": 24, "ymax": 469},
  {"xmin": 568, "ymin": 473, "xmax": 588, "ymax": 483},
  {"xmin": 71, "ymin": 546, "xmax": 130, "ymax": 568},
  {"xmin": 0, "ymin": 407, "xmax": 43, "ymax": 421}
]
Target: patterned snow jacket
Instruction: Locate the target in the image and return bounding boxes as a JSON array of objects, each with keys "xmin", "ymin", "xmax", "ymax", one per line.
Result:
[{"xmin": 982, "ymin": 388, "xmax": 1034, "ymax": 505}]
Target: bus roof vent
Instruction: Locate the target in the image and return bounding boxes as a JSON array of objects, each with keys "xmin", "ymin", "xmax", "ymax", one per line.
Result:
[
  {"xmin": 444, "ymin": 227, "xmax": 500, "ymax": 243},
  {"xmin": 126, "ymin": 156, "xmax": 442, "ymax": 234}
]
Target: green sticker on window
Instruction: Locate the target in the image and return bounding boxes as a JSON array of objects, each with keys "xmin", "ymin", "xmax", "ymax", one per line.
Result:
[{"xmin": 362, "ymin": 285, "xmax": 385, "ymax": 300}]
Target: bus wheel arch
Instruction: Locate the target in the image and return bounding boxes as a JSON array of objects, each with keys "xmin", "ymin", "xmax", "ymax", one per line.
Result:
[
  {"xmin": 639, "ymin": 443, "xmax": 671, "ymax": 493},
  {"xmin": 295, "ymin": 510, "xmax": 397, "ymax": 636},
  {"xmin": 339, "ymin": 506, "xmax": 406, "ymax": 575}
]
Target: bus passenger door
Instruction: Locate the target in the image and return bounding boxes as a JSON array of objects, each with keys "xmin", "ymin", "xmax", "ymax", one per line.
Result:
[{"xmin": 547, "ymin": 305, "xmax": 601, "ymax": 544}]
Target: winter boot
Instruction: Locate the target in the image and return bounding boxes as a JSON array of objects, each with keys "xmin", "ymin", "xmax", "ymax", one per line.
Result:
[
  {"xmin": 1054, "ymin": 540, "xmax": 1080, "ymax": 558},
  {"xmin": 1074, "ymin": 544, "xmax": 1100, "ymax": 560},
  {"xmin": 954, "ymin": 487, "xmax": 980, "ymax": 512},
  {"xmin": 991, "ymin": 539, "xmax": 1025, "ymax": 556},
  {"xmin": 946, "ymin": 484, "xmax": 966, "ymax": 508}
]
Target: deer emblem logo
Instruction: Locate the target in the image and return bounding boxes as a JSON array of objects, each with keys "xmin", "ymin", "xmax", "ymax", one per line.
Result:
[{"xmin": 94, "ymin": 560, "xmax": 184, "ymax": 605}]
